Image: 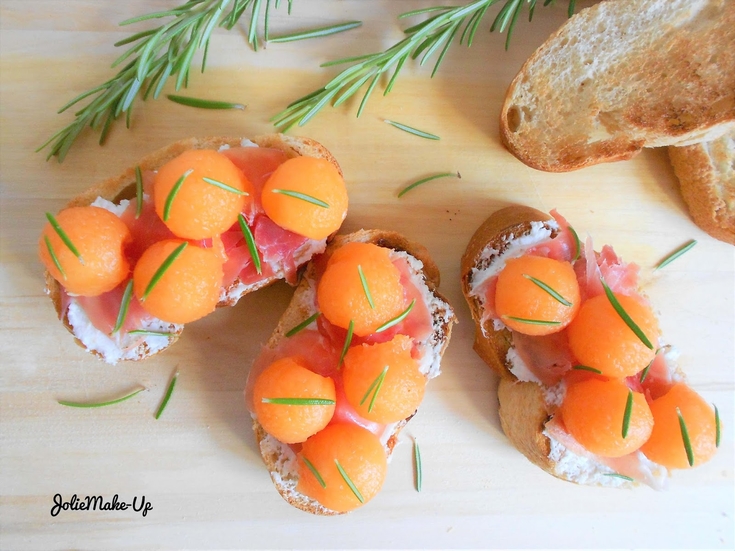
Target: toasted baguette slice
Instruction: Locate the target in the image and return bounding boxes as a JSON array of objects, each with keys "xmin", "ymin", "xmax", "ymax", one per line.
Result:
[
  {"xmin": 500, "ymin": 0, "xmax": 735, "ymax": 172},
  {"xmin": 251, "ymin": 230, "xmax": 456, "ymax": 515},
  {"xmin": 669, "ymin": 129, "xmax": 735, "ymax": 245},
  {"xmin": 45, "ymin": 134, "xmax": 342, "ymax": 363},
  {"xmin": 461, "ymin": 206, "xmax": 670, "ymax": 488}
]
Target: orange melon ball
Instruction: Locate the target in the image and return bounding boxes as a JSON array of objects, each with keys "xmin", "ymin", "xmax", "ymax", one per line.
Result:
[
  {"xmin": 495, "ymin": 255, "xmax": 580, "ymax": 336},
  {"xmin": 133, "ymin": 239, "xmax": 223, "ymax": 324},
  {"xmin": 153, "ymin": 149, "xmax": 251, "ymax": 240},
  {"xmin": 343, "ymin": 334, "xmax": 425, "ymax": 424},
  {"xmin": 567, "ymin": 293, "xmax": 660, "ymax": 378},
  {"xmin": 39, "ymin": 206, "xmax": 131, "ymax": 296},
  {"xmin": 317, "ymin": 242, "xmax": 406, "ymax": 337},
  {"xmin": 297, "ymin": 423, "xmax": 387, "ymax": 513},
  {"xmin": 252, "ymin": 357, "xmax": 336, "ymax": 444},
  {"xmin": 261, "ymin": 156, "xmax": 348, "ymax": 240},
  {"xmin": 640, "ymin": 383, "xmax": 718, "ymax": 469},
  {"xmin": 560, "ymin": 378, "xmax": 653, "ymax": 457}
]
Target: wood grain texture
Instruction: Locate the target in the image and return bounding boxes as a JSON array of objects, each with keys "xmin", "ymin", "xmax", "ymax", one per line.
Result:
[{"xmin": 0, "ymin": 1, "xmax": 732, "ymax": 549}]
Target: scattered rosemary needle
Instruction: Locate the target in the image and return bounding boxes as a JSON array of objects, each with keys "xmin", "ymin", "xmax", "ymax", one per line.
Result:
[
  {"xmin": 44, "ymin": 236, "xmax": 66, "ymax": 280},
  {"xmin": 268, "ymin": 20, "xmax": 362, "ymax": 43},
  {"xmin": 384, "ymin": 120, "xmax": 440, "ymax": 140},
  {"xmin": 163, "ymin": 169, "xmax": 193, "ymax": 221},
  {"xmin": 285, "ymin": 312, "xmax": 320, "ymax": 337},
  {"xmin": 112, "ymin": 280, "xmax": 134, "ymax": 334},
  {"xmin": 128, "ymin": 329, "xmax": 176, "ymax": 337},
  {"xmin": 376, "ymin": 300, "xmax": 416, "ymax": 333},
  {"xmin": 358, "ymin": 265, "xmax": 375, "ymax": 309},
  {"xmin": 398, "ymin": 172, "xmax": 460, "ymax": 198},
  {"xmin": 600, "ymin": 278, "xmax": 654, "ymax": 350},
  {"xmin": 621, "ymin": 389, "xmax": 633, "ymax": 438},
  {"xmin": 261, "ymin": 397, "xmax": 336, "ymax": 405},
  {"xmin": 359, "ymin": 366, "xmax": 389, "ymax": 413},
  {"xmin": 167, "ymin": 94, "xmax": 246, "ymax": 110},
  {"xmin": 677, "ymin": 407, "xmax": 695, "ymax": 467},
  {"xmin": 238, "ymin": 214, "xmax": 262, "ymax": 275},
  {"xmin": 141, "ymin": 241, "xmax": 188, "ymax": 300},
  {"xmin": 413, "ymin": 437, "xmax": 422, "ymax": 492},
  {"xmin": 339, "ymin": 320, "xmax": 355, "ymax": 366},
  {"xmin": 603, "ymin": 473, "xmax": 634, "ymax": 482},
  {"xmin": 134, "ymin": 165, "xmax": 144, "ymax": 219},
  {"xmin": 155, "ymin": 370, "xmax": 179, "ymax": 419},
  {"xmin": 302, "ymin": 456, "xmax": 327, "ymax": 488},
  {"xmin": 639, "ymin": 355, "xmax": 656, "ymax": 383},
  {"xmin": 202, "ymin": 177, "xmax": 248, "ymax": 195},
  {"xmin": 572, "ymin": 365, "xmax": 602, "ymax": 374},
  {"xmin": 335, "ymin": 460, "xmax": 364, "ymax": 504},
  {"xmin": 714, "ymin": 404, "xmax": 721, "ymax": 448},
  {"xmin": 655, "ymin": 239, "xmax": 697, "ymax": 270},
  {"xmin": 522, "ymin": 274, "xmax": 572, "ymax": 306},
  {"xmin": 45, "ymin": 212, "xmax": 83, "ymax": 263},
  {"xmin": 501, "ymin": 315, "xmax": 561, "ymax": 327},
  {"xmin": 271, "ymin": 189, "xmax": 329, "ymax": 208},
  {"xmin": 58, "ymin": 387, "xmax": 145, "ymax": 408},
  {"xmin": 568, "ymin": 225, "xmax": 581, "ymax": 262}
]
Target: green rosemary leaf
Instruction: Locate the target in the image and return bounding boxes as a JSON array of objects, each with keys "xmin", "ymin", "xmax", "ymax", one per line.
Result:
[
  {"xmin": 523, "ymin": 274, "xmax": 573, "ymax": 306},
  {"xmin": 58, "ymin": 387, "xmax": 145, "ymax": 408},
  {"xmin": 358, "ymin": 265, "xmax": 375, "ymax": 309},
  {"xmin": 155, "ymin": 370, "xmax": 178, "ymax": 419},
  {"xmin": 333, "ymin": 73, "xmax": 373, "ymax": 108},
  {"xmin": 655, "ymin": 239, "xmax": 697, "ymax": 270},
  {"xmin": 163, "ymin": 169, "xmax": 193, "ymax": 222},
  {"xmin": 568, "ymin": 0, "xmax": 577, "ymax": 18},
  {"xmin": 431, "ymin": 22, "xmax": 460, "ymax": 77},
  {"xmin": 568, "ymin": 225, "xmax": 581, "ymax": 262},
  {"xmin": 360, "ymin": 366, "xmax": 389, "ymax": 414},
  {"xmin": 285, "ymin": 312, "xmax": 320, "ymax": 337},
  {"xmin": 622, "ymin": 390, "xmax": 633, "ymax": 438},
  {"xmin": 639, "ymin": 356, "xmax": 655, "ymax": 383},
  {"xmin": 271, "ymin": 188, "xmax": 329, "ymax": 208},
  {"xmin": 321, "ymin": 53, "xmax": 378, "ymax": 67},
  {"xmin": 114, "ymin": 28, "xmax": 159, "ymax": 48},
  {"xmin": 335, "ymin": 460, "xmax": 364, "ymax": 503},
  {"xmin": 502, "ymin": 315, "xmax": 562, "ymax": 326},
  {"xmin": 714, "ymin": 404, "xmax": 721, "ymax": 448},
  {"xmin": 167, "ymin": 94, "xmax": 246, "ymax": 110},
  {"xmin": 269, "ymin": 21, "xmax": 362, "ymax": 43},
  {"xmin": 398, "ymin": 172, "xmax": 459, "ymax": 198},
  {"xmin": 399, "ymin": 6, "xmax": 454, "ymax": 19},
  {"xmin": 112, "ymin": 280, "xmax": 134, "ymax": 334},
  {"xmin": 384, "ymin": 54, "xmax": 408, "ymax": 96},
  {"xmin": 339, "ymin": 320, "xmax": 354, "ymax": 366},
  {"xmin": 600, "ymin": 278, "xmax": 654, "ymax": 350},
  {"xmin": 134, "ymin": 165, "xmax": 144, "ymax": 218},
  {"xmin": 45, "ymin": 212, "xmax": 83, "ymax": 263},
  {"xmin": 264, "ymin": 0, "xmax": 271, "ymax": 41},
  {"xmin": 302, "ymin": 456, "xmax": 326, "ymax": 488},
  {"xmin": 384, "ymin": 120, "xmax": 440, "ymax": 140},
  {"xmin": 572, "ymin": 365, "xmax": 602, "ymax": 374},
  {"xmin": 503, "ymin": 0, "xmax": 524, "ymax": 50},
  {"xmin": 128, "ymin": 329, "xmax": 176, "ymax": 337},
  {"xmin": 356, "ymin": 73, "xmax": 380, "ymax": 118},
  {"xmin": 414, "ymin": 438, "xmax": 423, "ymax": 492},
  {"xmin": 376, "ymin": 300, "xmax": 416, "ymax": 333},
  {"xmin": 202, "ymin": 177, "xmax": 248, "ymax": 195},
  {"xmin": 677, "ymin": 407, "xmax": 695, "ymax": 466},
  {"xmin": 603, "ymin": 473, "xmax": 634, "ymax": 482},
  {"xmin": 261, "ymin": 397, "xmax": 336, "ymax": 406},
  {"xmin": 238, "ymin": 214, "xmax": 262, "ymax": 275},
  {"xmin": 142, "ymin": 241, "xmax": 188, "ymax": 301},
  {"xmin": 44, "ymin": 236, "xmax": 66, "ymax": 280},
  {"xmin": 248, "ymin": 0, "xmax": 262, "ymax": 46}
]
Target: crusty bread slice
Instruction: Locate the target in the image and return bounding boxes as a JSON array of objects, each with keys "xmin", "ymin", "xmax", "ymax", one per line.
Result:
[
  {"xmin": 669, "ymin": 129, "xmax": 735, "ymax": 245},
  {"xmin": 45, "ymin": 134, "xmax": 342, "ymax": 363},
  {"xmin": 500, "ymin": 0, "xmax": 735, "ymax": 172},
  {"xmin": 251, "ymin": 229, "xmax": 457, "ymax": 515}
]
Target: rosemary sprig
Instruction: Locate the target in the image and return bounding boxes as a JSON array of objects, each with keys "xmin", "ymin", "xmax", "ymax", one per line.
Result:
[
  {"xmin": 655, "ymin": 239, "xmax": 697, "ymax": 270},
  {"xmin": 163, "ymin": 169, "xmax": 193, "ymax": 221},
  {"xmin": 677, "ymin": 407, "xmax": 695, "ymax": 467},
  {"xmin": 600, "ymin": 279, "xmax": 654, "ymax": 350},
  {"xmin": 271, "ymin": 189, "xmax": 329, "ymax": 208},
  {"xmin": 58, "ymin": 387, "xmax": 145, "ymax": 408},
  {"xmin": 261, "ymin": 397, "xmax": 336, "ymax": 405},
  {"xmin": 142, "ymin": 241, "xmax": 189, "ymax": 300},
  {"xmin": 414, "ymin": 437, "xmax": 423, "ymax": 492},
  {"xmin": 202, "ymin": 177, "xmax": 248, "ymax": 195},
  {"xmin": 714, "ymin": 405, "xmax": 720, "ymax": 448},
  {"xmin": 360, "ymin": 366, "xmax": 389, "ymax": 413},
  {"xmin": 339, "ymin": 320, "xmax": 355, "ymax": 365},
  {"xmin": 335, "ymin": 460, "xmax": 364, "ymax": 504},
  {"xmin": 44, "ymin": 236, "xmax": 66, "ymax": 280},
  {"xmin": 268, "ymin": 20, "xmax": 362, "ymax": 43},
  {"xmin": 167, "ymin": 94, "xmax": 246, "ymax": 110},
  {"xmin": 603, "ymin": 473, "xmax": 634, "ymax": 482},
  {"xmin": 572, "ymin": 365, "xmax": 602, "ymax": 374},
  {"xmin": 302, "ymin": 456, "xmax": 327, "ymax": 488},
  {"xmin": 376, "ymin": 300, "xmax": 416, "ymax": 333},
  {"xmin": 274, "ymin": 0, "xmax": 577, "ymax": 128},
  {"xmin": 40, "ymin": 0, "xmax": 296, "ymax": 161},
  {"xmin": 135, "ymin": 166, "xmax": 144, "ymax": 219},
  {"xmin": 398, "ymin": 172, "xmax": 460, "ymax": 198},
  {"xmin": 237, "ymin": 214, "xmax": 262, "ymax": 275},
  {"xmin": 501, "ymin": 315, "xmax": 561, "ymax": 326},
  {"xmin": 155, "ymin": 370, "xmax": 179, "ymax": 419},
  {"xmin": 384, "ymin": 120, "xmax": 440, "ymax": 140},
  {"xmin": 568, "ymin": 225, "xmax": 581, "ymax": 262},
  {"xmin": 621, "ymin": 389, "xmax": 633, "ymax": 438},
  {"xmin": 285, "ymin": 312, "xmax": 320, "ymax": 337},
  {"xmin": 358, "ymin": 265, "xmax": 375, "ymax": 309},
  {"xmin": 112, "ymin": 280, "xmax": 135, "ymax": 334},
  {"xmin": 523, "ymin": 274, "xmax": 572, "ymax": 306},
  {"xmin": 45, "ymin": 212, "xmax": 83, "ymax": 263}
]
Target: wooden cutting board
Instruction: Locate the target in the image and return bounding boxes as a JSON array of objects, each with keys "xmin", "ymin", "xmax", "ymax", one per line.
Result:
[{"xmin": 1, "ymin": 1, "xmax": 732, "ymax": 548}]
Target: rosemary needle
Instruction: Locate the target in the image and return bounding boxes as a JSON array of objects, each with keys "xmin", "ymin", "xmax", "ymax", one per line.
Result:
[
  {"xmin": 339, "ymin": 320, "xmax": 354, "ymax": 366},
  {"xmin": 112, "ymin": 280, "xmax": 134, "ymax": 334},
  {"xmin": 302, "ymin": 456, "xmax": 326, "ymax": 488},
  {"xmin": 522, "ymin": 274, "xmax": 572, "ymax": 306},
  {"xmin": 155, "ymin": 370, "xmax": 179, "ymax": 419},
  {"xmin": 384, "ymin": 120, "xmax": 440, "ymax": 140},
  {"xmin": 44, "ymin": 236, "xmax": 66, "ymax": 280},
  {"xmin": 601, "ymin": 278, "xmax": 654, "ymax": 350},
  {"xmin": 45, "ymin": 212, "xmax": 83, "ymax": 263},
  {"xmin": 285, "ymin": 312, "xmax": 320, "ymax": 337},
  {"xmin": 413, "ymin": 437, "xmax": 423, "ymax": 492},
  {"xmin": 134, "ymin": 166, "xmax": 144, "ymax": 219},
  {"xmin": 167, "ymin": 94, "xmax": 246, "ymax": 110},
  {"xmin": 335, "ymin": 460, "xmax": 364, "ymax": 504},
  {"xmin": 376, "ymin": 300, "xmax": 416, "ymax": 333},
  {"xmin": 398, "ymin": 172, "xmax": 460, "ymax": 198},
  {"xmin": 238, "ymin": 214, "xmax": 262, "ymax": 275},
  {"xmin": 271, "ymin": 189, "xmax": 329, "ymax": 208},
  {"xmin": 358, "ymin": 265, "xmax": 375, "ymax": 309},
  {"xmin": 621, "ymin": 390, "xmax": 634, "ymax": 438},
  {"xmin": 568, "ymin": 225, "xmax": 581, "ymax": 262},
  {"xmin": 58, "ymin": 387, "xmax": 145, "ymax": 408},
  {"xmin": 655, "ymin": 239, "xmax": 697, "ymax": 270},
  {"xmin": 261, "ymin": 398, "xmax": 336, "ymax": 405},
  {"xmin": 572, "ymin": 365, "xmax": 602, "ymax": 374},
  {"xmin": 141, "ymin": 241, "xmax": 188, "ymax": 300},
  {"xmin": 268, "ymin": 21, "xmax": 362, "ymax": 43}
]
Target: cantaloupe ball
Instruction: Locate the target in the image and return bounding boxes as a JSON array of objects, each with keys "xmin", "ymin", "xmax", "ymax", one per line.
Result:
[
  {"xmin": 39, "ymin": 206, "xmax": 131, "ymax": 296},
  {"xmin": 133, "ymin": 239, "xmax": 223, "ymax": 324},
  {"xmin": 261, "ymin": 156, "xmax": 348, "ymax": 240},
  {"xmin": 154, "ymin": 149, "xmax": 251, "ymax": 240}
]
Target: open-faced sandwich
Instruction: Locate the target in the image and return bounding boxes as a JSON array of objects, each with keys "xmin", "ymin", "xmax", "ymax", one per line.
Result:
[
  {"xmin": 461, "ymin": 206, "xmax": 720, "ymax": 488},
  {"xmin": 245, "ymin": 230, "xmax": 456, "ymax": 514},
  {"xmin": 38, "ymin": 134, "xmax": 348, "ymax": 363}
]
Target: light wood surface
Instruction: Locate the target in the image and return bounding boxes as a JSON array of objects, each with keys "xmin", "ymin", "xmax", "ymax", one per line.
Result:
[{"xmin": 1, "ymin": 1, "xmax": 733, "ymax": 549}]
